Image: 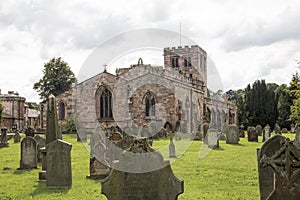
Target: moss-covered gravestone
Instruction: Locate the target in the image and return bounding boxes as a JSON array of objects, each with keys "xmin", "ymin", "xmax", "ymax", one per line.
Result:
[
  {"xmin": 46, "ymin": 139, "xmax": 72, "ymax": 188},
  {"xmin": 225, "ymin": 124, "xmax": 239, "ymax": 144},
  {"xmin": 19, "ymin": 136, "xmax": 37, "ymax": 169},
  {"xmin": 101, "ymin": 137, "xmax": 184, "ymax": 200},
  {"xmin": 257, "ymin": 135, "xmax": 300, "ymax": 199}
]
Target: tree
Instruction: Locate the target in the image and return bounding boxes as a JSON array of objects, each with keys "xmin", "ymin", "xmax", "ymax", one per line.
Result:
[
  {"xmin": 64, "ymin": 115, "xmax": 77, "ymax": 132},
  {"xmin": 289, "ymin": 62, "xmax": 300, "ymax": 124},
  {"xmin": 275, "ymin": 84, "xmax": 291, "ymax": 128},
  {"xmin": 33, "ymin": 57, "xmax": 77, "ymax": 100},
  {"xmin": 244, "ymin": 80, "xmax": 278, "ymax": 129},
  {"xmin": 227, "ymin": 89, "xmax": 247, "ymax": 127}
]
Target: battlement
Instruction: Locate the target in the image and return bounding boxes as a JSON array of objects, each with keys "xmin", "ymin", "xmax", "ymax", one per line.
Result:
[{"xmin": 164, "ymin": 45, "xmax": 206, "ymax": 55}]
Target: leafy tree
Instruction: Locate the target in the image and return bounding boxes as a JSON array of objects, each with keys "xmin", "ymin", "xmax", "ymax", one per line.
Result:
[
  {"xmin": 227, "ymin": 89, "xmax": 247, "ymax": 127},
  {"xmin": 275, "ymin": 84, "xmax": 291, "ymax": 128},
  {"xmin": 64, "ymin": 115, "xmax": 77, "ymax": 132},
  {"xmin": 289, "ymin": 62, "xmax": 300, "ymax": 124},
  {"xmin": 33, "ymin": 57, "xmax": 77, "ymax": 100},
  {"xmin": 244, "ymin": 80, "xmax": 278, "ymax": 128}
]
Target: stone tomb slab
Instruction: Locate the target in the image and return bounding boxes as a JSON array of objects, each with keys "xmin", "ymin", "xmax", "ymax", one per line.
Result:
[
  {"xmin": 19, "ymin": 136, "xmax": 37, "ymax": 169},
  {"xmin": 101, "ymin": 137, "xmax": 184, "ymax": 200},
  {"xmin": 46, "ymin": 139, "xmax": 72, "ymax": 188}
]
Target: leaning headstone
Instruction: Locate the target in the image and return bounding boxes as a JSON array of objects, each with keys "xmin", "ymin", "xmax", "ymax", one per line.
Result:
[
  {"xmin": 248, "ymin": 126, "xmax": 258, "ymax": 142},
  {"xmin": 0, "ymin": 127, "xmax": 9, "ymax": 147},
  {"xmin": 226, "ymin": 125, "xmax": 239, "ymax": 144},
  {"xmin": 101, "ymin": 137, "xmax": 184, "ymax": 200},
  {"xmin": 19, "ymin": 137, "xmax": 37, "ymax": 169},
  {"xmin": 257, "ymin": 135, "xmax": 300, "ymax": 200},
  {"xmin": 169, "ymin": 133, "xmax": 176, "ymax": 158},
  {"xmin": 274, "ymin": 123, "xmax": 281, "ymax": 135},
  {"xmin": 255, "ymin": 124, "xmax": 263, "ymax": 136},
  {"xmin": 14, "ymin": 132, "xmax": 21, "ymax": 143},
  {"xmin": 262, "ymin": 124, "xmax": 271, "ymax": 142},
  {"xmin": 207, "ymin": 129, "xmax": 219, "ymax": 148},
  {"xmin": 46, "ymin": 139, "xmax": 72, "ymax": 188}
]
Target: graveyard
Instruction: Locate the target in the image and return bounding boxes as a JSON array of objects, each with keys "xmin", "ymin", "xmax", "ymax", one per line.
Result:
[{"xmin": 0, "ymin": 131, "xmax": 295, "ymax": 199}]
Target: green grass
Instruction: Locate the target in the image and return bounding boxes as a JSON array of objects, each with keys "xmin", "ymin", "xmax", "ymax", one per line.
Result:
[{"xmin": 0, "ymin": 133, "xmax": 295, "ymax": 200}]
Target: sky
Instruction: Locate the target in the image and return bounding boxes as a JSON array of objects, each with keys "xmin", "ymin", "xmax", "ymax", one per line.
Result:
[{"xmin": 0, "ymin": 0, "xmax": 300, "ymax": 102}]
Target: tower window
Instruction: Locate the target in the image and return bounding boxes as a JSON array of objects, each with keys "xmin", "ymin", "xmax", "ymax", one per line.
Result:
[
  {"xmin": 171, "ymin": 57, "xmax": 179, "ymax": 68},
  {"xmin": 184, "ymin": 57, "xmax": 192, "ymax": 67}
]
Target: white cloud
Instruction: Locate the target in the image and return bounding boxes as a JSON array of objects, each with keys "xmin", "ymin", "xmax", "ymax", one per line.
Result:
[{"xmin": 0, "ymin": 0, "xmax": 300, "ymax": 102}]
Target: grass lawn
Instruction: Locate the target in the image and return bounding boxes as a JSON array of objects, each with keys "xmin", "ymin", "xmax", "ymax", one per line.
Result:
[{"xmin": 0, "ymin": 133, "xmax": 295, "ymax": 200}]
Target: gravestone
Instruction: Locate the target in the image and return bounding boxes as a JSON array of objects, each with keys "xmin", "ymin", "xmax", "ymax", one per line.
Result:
[
  {"xmin": 0, "ymin": 127, "xmax": 9, "ymax": 147},
  {"xmin": 14, "ymin": 132, "xmax": 21, "ymax": 143},
  {"xmin": 202, "ymin": 123, "xmax": 209, "ymax": 144},
  {"xmin": 46, "ymin": 139, "xmax": 72, "ymax": 188},
  {"xmin": 25, "ymin": 127, "xmax": 35, "ymax": 137},
  {"xmin": 226, "ymin": 125, "xmax": 239, "ymax": 144},
  {"xmin": 169, "ymin": 133, "xmax": 176, "ymax": 158},
  {"xmin": 256, "ymin": 124, "xmax": 263, "ymax": 136},
  {"xmin": 274, "ymin": 123, "xmax": 281, "ymax": 135},
  {"xmin": 101, "ymin": 137, "xmax": 184, "ymax": 200},
  {"xmin": 262, "ymin": 124, "xmax": 271, "ymax": 142},
  {"xmin": 19, "ymin": 136, "xmax": 37, "ymax": 169},
  {"xmin": 291, "ymin": 124, "xmax": 295, "ymax": 133},
  {"xmin": 239, "ymin": 129, "xmax": 245, "ymax": 138},
  {"xmin": 281, "ymin": 128, "xmax": 288, "ymax": 133},
  {"xmin": 39, "ymin": 94, "xmax": 60, "ymax": 182},
  {"xmin": 257, "ymin": 135, "xmax": 300, "ymax": 200},
  {"xmin": 88, "ymin": 129, "xmax": 111, "ymax": 179},
  {"xmin": 35, "ymin": 135, "xmax": 46, "ymax": 162},
  {"xmin": 248, "ymin": 126, "xmax": 258, "ymax": 142},
  {"xmin": 207, "ymin": 129, "xmax": 219, "ymax": 148}
]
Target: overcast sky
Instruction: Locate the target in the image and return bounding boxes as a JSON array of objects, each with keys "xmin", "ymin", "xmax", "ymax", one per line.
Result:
[{"xmin": 1, "ymin": 0, "xmax": 300, "ymax": 102}]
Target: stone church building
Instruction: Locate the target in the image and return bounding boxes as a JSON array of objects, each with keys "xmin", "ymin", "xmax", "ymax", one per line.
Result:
[{"xmin": 41, "ymin": 45, "xmax": 237, "ymax": 138}]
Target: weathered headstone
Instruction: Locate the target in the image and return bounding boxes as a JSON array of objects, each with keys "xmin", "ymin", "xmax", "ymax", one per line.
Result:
[
  {"xmin": 0, "ymin": 127, "xmax": 9, "ymax": 147},
  {"xmin": 291, "ymin": 124, "xmax": 295, "ymax": 133},
  {"xmin": 25, "ymin": 127, "xmax": 35, "ymax": 137},
  {"xmin": 14, "ymin": 132, "xmax": 21, "ymax": 143},
  {"xmin": 19, "ymin": 136, "xmax": 37, "ymax": 169},
  {"xmin": 262, "ymin": 124, "xmax": 271, "ymax": 142},
  {"xmin": 257, "ymin": 135, "xmax": 300, "ymax": 200},
  {"xmin": 88, "ymin": 129, "xmax": 111, "ymax": 179},
  {"xmin": 248, "ymin": 126, "xmax": 258, "ymax": 142},
  {"xmin": 202, "ymin": 123, "xmax": 209, "ymax": 144},
  {"xmin": 281, "ymin": 128, "xmax": 288, "ymax": 133},
  {"xmin": 39, "ymin": 94, "xmax": 60, "ymax": 182},
  {"xmin": 226, "ymin": 124, "xmax": 239, "ymax": 144},
  {"xmin": 35, "ymin": 136, "xmax": 46, "ymax": 163},
  {"xmin": 274, "ymin": 123, "xmax": 281, "ymax": 135},
  {"xmin": 169, "ymin": 133, "xmax": 176, "ymax": 158},
  {"xmin": 101, "ymin": 137, "xmax": 184, "ymax": 200},
  {"xmin": 256, "ymin": 124, "xmax": 263, "ymax": 136},
  {"xmin": 239, "ymin": 129, "xmax": 245, "ymax": 138},
  {"xmin": 46, "ymin": 139, "xmax": 72, "ymax": 188},
  {"xmin": 207, "ymin": 129, "xmax": 219, "ymax": 148}
]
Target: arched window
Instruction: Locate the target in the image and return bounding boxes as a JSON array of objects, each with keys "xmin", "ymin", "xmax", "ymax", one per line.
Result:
[
  {"xmin": 59, "ymin": 101, "xmax": 65, "ymax": 120},
  {"xmin": 99, "ymin": 88, "xmax": 113, "ymax": 119},
  {"xmin": 144, "ymin": 92, "xmax": 156, "ymax": 117}
]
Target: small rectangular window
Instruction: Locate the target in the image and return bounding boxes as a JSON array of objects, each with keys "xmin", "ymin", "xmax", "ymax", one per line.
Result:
[{"xmin": 171, "ymin": 57, "xmax": 179, "ymax": 68}]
